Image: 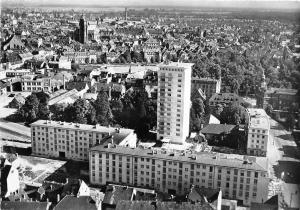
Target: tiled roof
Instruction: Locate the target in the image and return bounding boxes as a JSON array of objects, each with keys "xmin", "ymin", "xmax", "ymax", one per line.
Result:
[
  {"xmin": 103, "ymin": 185, "xmax": 134, "ymax": 205},
  {"xmin": 188, "ymin": 186, "xmax": 219, "ymax": 203},
  {"xmin": 201, "ymin": 124, "xmax": 237, "ymax": 135},
  {"xmin": 55, "ymin": 195, "xmax": 97, "ymax": 210},
  {"xmin": 116, "ymin": 201, "xmax": 214, "ymax": 210},
  {"xmin": 65, "ymin": 81, "xmax": 88, "ymax": 91},
  {"xmin": 1, "ymin": 201, "xmax": 51, "ymax": 210}
]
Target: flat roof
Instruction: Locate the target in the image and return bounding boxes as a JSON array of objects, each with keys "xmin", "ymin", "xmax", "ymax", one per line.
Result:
[
  {"xmin": 159, "ymin": 62, "xmax": 194, "ymax": 69},
  {"xmin": 267, "ymin": 88, "xmax": 298, "ymax": 95},
  {"xmin": 247, "ymin": 108, "xmax": 268, "ymax": 117},
  {"xmin": 247, "ymin": 109, "xmax": 270, "ymax": 130},
  {"xmin": 249, "ymin": 116, "xmax": 270, "ymax": 130},
  {"xmin": 192, "ymin": 77, "xmax": 219, "ymax": 82},
  {"xmin": 31, "ymin": 120, "xmax": 134, "ymax": 145},
  {"xmin": 90, "ymin": 145, "xmax": 268, "ymax": 172}
]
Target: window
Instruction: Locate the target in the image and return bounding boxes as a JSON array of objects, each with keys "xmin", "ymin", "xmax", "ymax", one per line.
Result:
[{"xmin": 234, "ymin": 169, "xmax": 238, "ymax": 175}]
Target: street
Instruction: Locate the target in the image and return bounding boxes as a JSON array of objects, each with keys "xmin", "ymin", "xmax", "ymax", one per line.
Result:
[{"xmin": 267, "ymin": 117, "xmax": 300, "ymax": 208}]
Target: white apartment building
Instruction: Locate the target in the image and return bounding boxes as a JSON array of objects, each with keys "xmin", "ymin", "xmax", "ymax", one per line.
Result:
[
  {"xmin": 157, "ymin": 62, "xmax": 193, "ymax": 144},
  {"xmin": 246, "ymin": 108, "xmax": 270, "ymax": 157},
  {"xmin": 89, "ymin": 145, "xmax": 269, "ymax": 206},
  {"xmin": 31, "ymin": 120, "xmax": 137, "ymax": 161}
]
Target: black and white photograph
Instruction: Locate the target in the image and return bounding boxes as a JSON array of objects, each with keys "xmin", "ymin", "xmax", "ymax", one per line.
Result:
[{"xmin": 0, "ymin": 0, "xmax": 299, "ymax": 209}]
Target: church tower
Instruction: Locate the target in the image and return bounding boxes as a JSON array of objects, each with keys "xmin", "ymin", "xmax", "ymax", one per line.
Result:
[
  {"xmin": 124, "ymin": 8, "xmax": 128, "ymax": 21},
  {"xmin": 79, "ymin": 15, "xmax": 87, "ymax": 44}
]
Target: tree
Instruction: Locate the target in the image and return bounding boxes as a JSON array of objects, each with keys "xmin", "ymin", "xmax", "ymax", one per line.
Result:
[
  {"xmin": 190, "ymin": 107, "xmax": 202, "ymax": 132},
  {"xmin": 19, "ymin": 94, "xmax": 40, "ymax": 123},
  {"xmin": 220, "ymin": 102, "xmax": 245, "ymax": 125},
  {"xmin": 265, "ymin": 104, "xmax": 273, "ymax": 116},
  {"xmin": 64, "ymin": 98, "xmax": 94, "ymax": 124},
  {"xmin": 131, "ymin": 51, "xmax": 142, "ymax": 63},
  {"xmin": 103, "ymin": 54, "xmax": 108, "ymax": 64},
  {"xmin": 38, "ymin": 103, "xmax": 50, "ymax": 120},
  {"xmin": 34, "ymin": 92, "xmax": 50, "ymax": 104},
  {"xmin": 96, "ymin": 56, "xmax": 102, "ymax": 64},
  {"xmin": 94, "ymin": 91, "xmax": 112, "ymax": 125},
  {"xmin": 49, "ymin": 103, "xmax": 67, "ymax": 121},
  {"xmin": 123, "ymin": 50, "xmax": 132, "ymax": 63},
  {"xmin": 286, "ymin": 114, "xmax": 295, "ymax": 131},
  {"xmin": 192, "ymin": 98, "xmax": 205, "ymax": 118},
  {"xmin": 135, "ymin": 98, "xmax": 149, "ymax": 138}
]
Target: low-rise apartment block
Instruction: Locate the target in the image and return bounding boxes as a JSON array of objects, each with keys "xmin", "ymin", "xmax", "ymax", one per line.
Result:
[
  {"xmin": 246, "ymin": 108, "xmax": 270, "ymax": 156},
  {"xmin": 89, "ymin": 144, "xmax": 269, "ymax": 206},
  {"xmin": 209, "ymin": 93, "xmax": 245, "ymax": 107},
  {"xmin": 31, "ymin": 120, "xmax": 137, "ymax": 161},
  {"xmin": 191, "ymin": 77, "xmax": 221, "ymax": 99}
]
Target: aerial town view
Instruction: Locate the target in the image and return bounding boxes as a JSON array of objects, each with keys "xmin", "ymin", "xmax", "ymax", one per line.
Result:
[{"xmin": 0, "ymin": 0, "xmax": 299, "ymax": 209}]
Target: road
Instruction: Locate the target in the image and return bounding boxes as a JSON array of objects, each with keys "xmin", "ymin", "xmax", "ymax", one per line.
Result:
[
  {"xmin": 267, "ymin": 118, "xmax": 300, "ymax": 208},
  {"xmin": 0, "ymin": 94, "xmax": 31, "ymax": 144}
]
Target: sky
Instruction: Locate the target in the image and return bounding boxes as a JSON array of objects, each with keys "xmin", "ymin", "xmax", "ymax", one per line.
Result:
[{"xmin": 2, "ymin": 0, "xmax": 300, "ymax": 9}]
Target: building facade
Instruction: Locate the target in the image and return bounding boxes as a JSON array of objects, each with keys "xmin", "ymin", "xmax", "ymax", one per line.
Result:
[
  {"xmin": 157, "ymin": 62, "xmax": 193, "ymax": 144},
  {"xmin": 31, "ymin": 120, "xmax": 137, "ymax": 161},
  {"xmin": 191, "ymin": 77, "xmax": 221, "ymax": 99},
  {"xmin": 89, "ymin": 145, "xmax": 269, "ymax": 206},
  {"xmin": 209, "ymin": 93, "xmax": 245, "ymax": 107},
  {"xmin": 246, "ymin": 108, "xmax": 270, "ymax": 156},
  {"xmin": 21, "ymin": 75, "xmax": 52, "ymax": 92},
  {"xmin": 266, "ymin": 88, "xmax": 299, "ymax": 112},
  {"xmin": 143, "ymin": 37, "xmax": 161, "ymax": 63}
]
